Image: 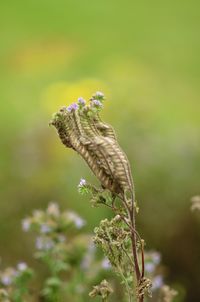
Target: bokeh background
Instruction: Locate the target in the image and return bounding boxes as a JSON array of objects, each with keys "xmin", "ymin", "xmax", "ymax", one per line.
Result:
[{"xmin": 0, "ymin": 1, "xmax": 200, "ymax": 301}]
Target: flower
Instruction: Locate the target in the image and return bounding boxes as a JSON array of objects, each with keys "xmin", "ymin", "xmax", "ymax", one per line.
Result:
[
  {"xmin": 45, "ymin": 240, "xmax": 54, "ymax": 250},
  {"xmin": 67, "ymin": 211, "xmax": 86, "ymax": 229},
  {"xmin": 151, "ymin": 251, "xmax": 161, "ymax": 265},
  {"xmin": 47, "ymin": 202, "xmax": 60, "ymax": 217},
  {"xmin": 35, "ymin": 237, "xmax": 43, "ymax": 250},
  {"xmin": 101, "ymin": 258, "xmax": 111, "ymax": 270},
  {"xmin": 22, "ymin": 218, "xmax": 31, "ymax": 232},
  {"xmin": 17, "ymin": 262, "xmax": 27, "ymax": 271},
  {"xmin": 40, "ymin": 224, "xmax": 51, "ymax": 234},
  {"xmin": 1, "ymin": 275, "xmax": 12, "ymax": 286},
  {"xmin": 145, "ymin": 262, "xmax": 155, "ymax": 273},
  {"xmin": 92, "ymin": 99, "xmax": 103, "ymax": 107},
  {"xmin": 78, "ymin": 97, "xmax": 86, "ymax": 106},
  {"xmin": 1, "ymin": 268, "xmax": 17, "ymax": 286},
  {"xmin": 78, "ymin": 178, "xmax": 86, "ymax": 187},
  {"xmin": 95, "ymin": 91, "xmax": 104, "ymax": 99},
  {"xmin": 74, "ymin": 217, "xmax": 85, "ymax": 228},
  {"xmin": 78, "ymin": 178, "xmax": 89, "ymax": 194},
  {"xmin": 81, "ymin": 241, "xmax": 96, "ymax": 270},
  {"xmin": 35, "ymin": 237, "xmax": 54, "ymax": 251},
  {"xmin": 67, "ymin": 103, "xmax": 78, "ymax": 112},
  {"xmin": 152, "ymin": 275, "xmax": 163, "ymax": 290}
]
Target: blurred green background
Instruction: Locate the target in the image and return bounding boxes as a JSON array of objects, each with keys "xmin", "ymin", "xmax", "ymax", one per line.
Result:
[{"xmin": 0, "ymin": 0, "xmax": 200, "ymax": 301}]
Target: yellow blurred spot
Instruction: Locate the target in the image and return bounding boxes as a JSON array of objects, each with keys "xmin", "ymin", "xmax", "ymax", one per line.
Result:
[
  {"xmin": 9, "ymin": 39, "xmax": 78, "ymax": 74},
  {"xmin": 42, "ymin": 78, "xmax": 110, "ymax": 114}
]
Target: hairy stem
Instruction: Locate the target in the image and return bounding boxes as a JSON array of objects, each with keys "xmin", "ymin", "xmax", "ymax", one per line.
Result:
[
  {"xmin": 126, "ymin": 192, "xmax": 144, "ymax": 302},
  {"xmin": 117, "ymin": 265, "xmax": 133, "ymax": 302},
  {"xmin": 104, "ymin": 196, "xmax": 144, "ymax": 301}
]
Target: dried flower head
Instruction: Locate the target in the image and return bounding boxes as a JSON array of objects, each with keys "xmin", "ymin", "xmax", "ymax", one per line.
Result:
[
  {"xmin": 137, "ymin": 277, "xmax": 152, "ymax": 298},
  {"xmin": 89, "ymin": 279, "xmax": 113, "ymax": 299}
]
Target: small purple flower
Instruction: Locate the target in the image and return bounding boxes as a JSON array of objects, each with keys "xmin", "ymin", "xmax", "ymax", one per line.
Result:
[
  {"xmin": 1, "ymin": 275, "xmax": 12, "ymax": 286},
  {"xmin": 36, "ymin": 237, "xmax": 43, "ymax": 250},
  {"xmin": 92, "ymin": 99, "xmax": 102, "ymax": 107},
  {"xmin": 78, "ymin": 178, "xmax": 86, "ymax": 187},
  {"xmin": 40, "ymin": 224, "xmax": 51, "ymax": 234},
  {"xmin": 81, "ymin": 242, "xmax": 95, "ymax": 270},
  {"xmin": 145, "ymin": 262, "xmax": 155, "ymax": 273},
  {"xmin": 95, "ymin": 91, "xmax": 104, "ymax": 98},
  {"xmin": 78, "ymin": 97, "xmax": 86, "ymax": 106},
  {"xmin": 67, "ymin": 211, "xmax": 86, "ymax": 229},
  {"xmin": 152, "ymin": 275, "xmax": 163, "ymax": 290},
  {"xmin": 101, "ymin": 258, "xmax": 111, "ymax": 270},
  {"xmin": 151, "ymin": 252, "xmax": 161, "ymax": 265},
  {"xmin": 67, "ymin": 103, "xmax": 78, "ymax": 112},
  {"xmin": 17, "ymin": 262, "xmax": 27, "ymax": 271},
  {"xmin": 22, "ymin": 219, "xmax": 30, "ymax": 232},
  {"xmin": 36, "ymin": 237, "xmax": 54, "ymax": 250},
  {"xmin": 75, "ymin": 217, "xmax": 85, "ymax": 229}
]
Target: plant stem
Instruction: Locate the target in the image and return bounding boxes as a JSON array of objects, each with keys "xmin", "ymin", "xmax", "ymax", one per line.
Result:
[
  {"xmin": 104, "ymin": 196, "xmax": 144, "ymax": 301},
  {"xmin": 126, "ymin": 192, "xmax": 144, "ymax": 302},
  {"xmin": 117, "ymin": 265, "xmax": 133, "ymax": 302}
]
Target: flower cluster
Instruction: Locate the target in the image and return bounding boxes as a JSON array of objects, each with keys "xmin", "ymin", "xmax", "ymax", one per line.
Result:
[
  {"xmin": 64, "ymin": 91, "xmax": 105, "ymax": 115},
  {"xmin": 145, "ymin": 251, "xmax": 161, "ymax": 274},
  {"xmin": 22, "ymin": 202, "xmax": 85, "ymax": 234},
  {"xmin": 160, "ymin": 285, "xmax": 177, "ymax": 302},
  {"xmin": 0, "ymin": 263, "xmax": 33, "ymax": 301},
  {"xmin": 144, "ymin": 251, "xmax": 163, "ymax": 292},
  {"xmin": 142, "ymin": 250, "xmax": 178, "ymax": 300},
  {"xmin": 22, "ymin": 202, "xmax": 86, "ymax": 276},
  {"xmin": 89, "ymin": 91, "xmax": 104, "ymax": 112},
  {"xmin": 21, "ymin": 202, "xmax": 107, "ymax": 301}
]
